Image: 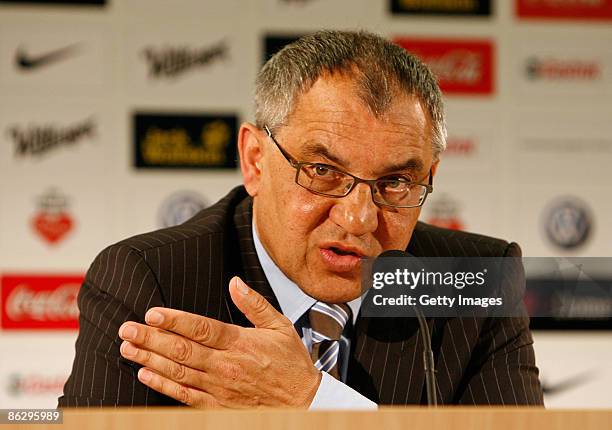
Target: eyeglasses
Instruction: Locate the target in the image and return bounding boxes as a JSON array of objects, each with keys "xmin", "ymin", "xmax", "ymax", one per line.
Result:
[{"xmin": 263, "ymin": 126, "xmax": 433, "ymax": 209}]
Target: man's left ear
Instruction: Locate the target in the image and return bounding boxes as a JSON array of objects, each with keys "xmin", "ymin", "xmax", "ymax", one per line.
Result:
[
  {"xmin": 237, "ymin": 123, "xmax": 264, "ymax": 197},
  {"xmin": 431, "ymin": 158, "xmax": 440, "ymax": 177}
]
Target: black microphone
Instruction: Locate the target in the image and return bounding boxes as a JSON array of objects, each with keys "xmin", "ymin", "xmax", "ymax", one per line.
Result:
[{"xmin": 375, "ymin": 250, "xmax": 438, "ymax": 406}]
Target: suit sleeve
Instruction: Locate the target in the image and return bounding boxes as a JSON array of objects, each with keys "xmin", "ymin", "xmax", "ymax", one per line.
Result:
[
  {"xmin": 58, "ymin": 244, "xmax": 181, "ymax": 407},
  {"xmin": 456, "ymin": 242, "xmax": 545, "ymax": 405}
]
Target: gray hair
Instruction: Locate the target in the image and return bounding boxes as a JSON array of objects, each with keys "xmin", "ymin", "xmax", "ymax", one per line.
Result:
[{"xmin": 254, "ymin": 30, "xmax": 447, "ymax": 158}]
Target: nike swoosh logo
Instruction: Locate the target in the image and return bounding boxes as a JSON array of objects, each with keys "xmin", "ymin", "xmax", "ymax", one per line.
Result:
[
  {"xmin": 15, "ymin": 43, "xmax": 80, "ymax": 70},
  {"xmin": 541, "ymin": 370, "xmax": 596, "ymax": 396}
]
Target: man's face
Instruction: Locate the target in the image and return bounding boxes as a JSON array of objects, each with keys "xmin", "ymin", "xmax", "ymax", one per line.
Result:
[{"xmin": 248, "ymin": 73, "xmax": 437, "ymax": 303}]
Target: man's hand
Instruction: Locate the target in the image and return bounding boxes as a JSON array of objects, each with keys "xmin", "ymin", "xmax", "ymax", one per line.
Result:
[{"xmin": 117, "ymin": 276, "xmax": 321, "ymax": 408}]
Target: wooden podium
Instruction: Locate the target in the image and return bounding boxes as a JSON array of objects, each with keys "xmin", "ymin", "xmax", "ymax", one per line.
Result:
[{"xmin": 20, "ymin": 408, "xmax": 612, "ymax": 430}]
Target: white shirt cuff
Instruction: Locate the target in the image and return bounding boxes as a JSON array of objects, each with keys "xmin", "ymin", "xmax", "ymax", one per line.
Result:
[{"xmin": 309, "ymin": 371, "xmax": 378, "ymax": 410}]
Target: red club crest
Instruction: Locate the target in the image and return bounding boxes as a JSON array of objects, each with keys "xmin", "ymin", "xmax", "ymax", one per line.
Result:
[{"xmin": 31, "ymin": 188, "xmax": 74, "ymax": 245}]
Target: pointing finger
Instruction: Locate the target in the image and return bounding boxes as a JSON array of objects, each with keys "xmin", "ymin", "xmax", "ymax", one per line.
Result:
[{"xmin": 229, "ymin": 276, "xmax": 291, "ymax": 330}]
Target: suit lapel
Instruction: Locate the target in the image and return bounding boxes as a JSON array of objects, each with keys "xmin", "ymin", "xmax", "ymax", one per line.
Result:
[{"xmin": 224, "ymin": 195, "xmax": 282, "ymax": 327}]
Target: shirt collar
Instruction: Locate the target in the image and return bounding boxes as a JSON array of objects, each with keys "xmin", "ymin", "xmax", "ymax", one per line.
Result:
[{"xmin": 252, "ymin": 219, "xmax": 361, "ymax": 324}]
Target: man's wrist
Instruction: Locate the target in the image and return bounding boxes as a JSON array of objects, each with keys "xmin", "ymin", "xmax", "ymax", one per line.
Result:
[{"xmin": 300, "ymin": 369, "xmax": 322, "ymax": 408}]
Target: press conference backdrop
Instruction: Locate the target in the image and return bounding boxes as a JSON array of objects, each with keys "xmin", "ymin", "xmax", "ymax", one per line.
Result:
[{"xmin": 0, "ymin": 0, "xmax": 611, "ymax": 409}]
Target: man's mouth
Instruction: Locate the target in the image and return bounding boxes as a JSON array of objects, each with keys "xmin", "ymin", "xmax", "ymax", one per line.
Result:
[
  {"xmin": 328, "ymin": 246, "xmax": 360, "ymax": 257},
  {"xmin": 319, "ymin": 243, "xmax": 366, "ymax": 273}
]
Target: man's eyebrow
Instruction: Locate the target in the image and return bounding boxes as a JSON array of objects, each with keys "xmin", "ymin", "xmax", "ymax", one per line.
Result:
[
  {"xmin": 378, "ymin": 158, "xmax": 425, "ymax": 175},
  {"xmin": 299, "ymin": 142, "xmax": 425, "ymax": 176},
  {"xmin": 300, "ymin": 142, "xmax": 349, "ymax": 167}
]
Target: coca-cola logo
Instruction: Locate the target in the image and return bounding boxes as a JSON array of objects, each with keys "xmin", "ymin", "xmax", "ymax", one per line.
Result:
[
  {"xmin": 1, "ymin": 275, "xmax": 83, "ymax": 330},
  {"xmin": 393, "ymin": 38, "xmax": 494, "ymax": 95},
  {"xmin": 6, "ymin": 284, "xmax": 79, "ymax": 322},
  {"xmin": 422, "ymin": 51, "xmax": 483, "ymax": 85}
]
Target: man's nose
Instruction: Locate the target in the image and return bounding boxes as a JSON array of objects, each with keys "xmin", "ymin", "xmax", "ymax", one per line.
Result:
[{"xmin": 329, "ymin": 182, "xmax": 379, "ymax": 236}]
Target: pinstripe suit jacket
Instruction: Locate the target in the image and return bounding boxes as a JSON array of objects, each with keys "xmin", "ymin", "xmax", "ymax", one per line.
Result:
[{"xmin": 59, "ymin": 186, "xmax": 544, "ymax": 407}]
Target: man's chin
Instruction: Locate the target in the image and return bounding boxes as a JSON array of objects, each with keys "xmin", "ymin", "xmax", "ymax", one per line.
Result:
[{"xmin": 300, "ymin": 275, "xmax": 363, "ymax": 304}]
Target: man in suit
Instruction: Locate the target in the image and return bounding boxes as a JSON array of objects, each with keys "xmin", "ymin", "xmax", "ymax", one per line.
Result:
[{"xmin": 59, "ymin": 30, "xmax": 544, "ymax": 408}]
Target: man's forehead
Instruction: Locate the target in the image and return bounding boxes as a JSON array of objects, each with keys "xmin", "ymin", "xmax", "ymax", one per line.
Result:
[
  {"xmin": 276, "ymin": 75, "xmax": 433, "ymax": 173},
  {"xmin": 291, "ymin": 74, "xmax": 429, "ymax": 125},
  {"xmin": 289, "ymin": 102, "xmax": 431, "ymax": 155},
  {"xmin": 297, "ymin": 109, "xmax": 426, "ymax": 132},
  {"xmin": 290, "ymin": 99, "xmax": 430, "ymax": 141}
]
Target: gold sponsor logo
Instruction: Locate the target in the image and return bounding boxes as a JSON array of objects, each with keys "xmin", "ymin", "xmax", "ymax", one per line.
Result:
[
  {"xmin": 141, "ymin": 120, "xmax": 230, "ymax": 166},
  {"xmin": 398, "ymin": 0, "xmax": 478, "ymax": 12}
]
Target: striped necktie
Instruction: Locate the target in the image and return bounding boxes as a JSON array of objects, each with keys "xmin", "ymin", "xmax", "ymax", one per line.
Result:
[{"xmin": 308, "ymin": 302, "xmax": 352, "ymax": 380}]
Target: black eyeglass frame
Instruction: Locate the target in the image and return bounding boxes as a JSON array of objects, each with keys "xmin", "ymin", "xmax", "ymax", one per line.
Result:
[{"xmin": 263, "ymin": 125, "xmax": 434, "ymax": 209}]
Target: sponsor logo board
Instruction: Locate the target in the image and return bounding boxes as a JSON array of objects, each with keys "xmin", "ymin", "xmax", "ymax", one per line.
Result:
[
  {"xmin": 0, "ymin": 25, "xmax": 110, "ymax": 91},
  {"xmin": 516, "ymin": 0, "xmax": 612, "ymax": 20},
  {"xmin": 158, "ymin": 191, "xmax": 208, "ymax": 228},
  {"xmin": 124, "ymin": 29, "xmax": 241, "ymax": 101},
  {"xmin": 390, "ymin": 0, "xmax": 491, "ymax": 15},
  {"xmin": 7, "ymin": 117, "xmax": 96, "ymax": 159},
  {"xmin": 0, "ymin": 334, "xmax": 78, "ymax": 408},
  {"xmin": 517, "ymin": 47, "xmax": 609, "ymax": 98},
  {"xmin": 527, "ymin": 261, "xmax": 612, "ymax": 331},
  {"xmin": 526, "ymin": 56, "xmax": 602, "ymax": 82},
  {"xmin": 542, "ymin": 197, "xmax": 593, "ymax": 250},
  {"xmin": 133, "ymin": 113, "xmax": 237, "ymax": 169},
  {"xmin": 15, "ymin": 43, "xmax": 81, "ymax": 71},
  {"xmin": 31, "ymin": 188, "xmax": 74, "ymax": 245},
  {"xmin": 6, "ymin": 373, "xmax": 68, "ymax": 397},
  {"xmin": 141, "ymin": 40, "xmax": 228, "ymax": 79},
  {"xmin": 394, "ymin": 38, "xmax": 494, "ymax": 95},
  {"xmin": 1, "ymin": 274, "xmax": 82, "ymax": 330}
]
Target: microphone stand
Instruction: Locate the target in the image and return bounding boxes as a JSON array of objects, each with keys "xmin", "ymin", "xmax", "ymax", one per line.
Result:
[{"xmin": 413, "ymin": 305, "xmax": 437, "ymax": 406}]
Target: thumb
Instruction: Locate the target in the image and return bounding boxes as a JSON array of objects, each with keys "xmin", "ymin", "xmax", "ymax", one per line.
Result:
[{"xmin": 229, "ymin": 276, "xmax": 290, "ymax": 330}]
